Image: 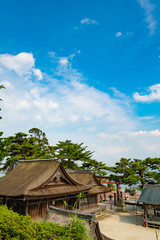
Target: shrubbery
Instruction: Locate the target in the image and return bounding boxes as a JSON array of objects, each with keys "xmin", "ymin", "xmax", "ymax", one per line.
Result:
[{"xmin": 0, "ymin": 205, "xmax": 92, "ymax": 240}]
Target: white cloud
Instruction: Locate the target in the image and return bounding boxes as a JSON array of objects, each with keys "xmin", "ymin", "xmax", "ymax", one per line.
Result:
[
  {"xmin": 1, "ymin": 53, "xmax": 134, "ymax": 123},
  {"xmin": 0, "ymin": 52, "xmax": 34, "ymax": 76},
  {"xmin": 49, "ymin": 51, "xmax": 80, "ymax": 68},
  {"xmin": 1, "ymin": 51, "xmax": 160, "ymax": 166},
  {"xmin": 59, "ymin": 57, "xmax": 69, "ymax": 66},
  {"xmin": 115, "ymin": 31, "xmax": 134, "ymax": 38},
  {"xmin": 69, "ymin": 115, "xmax": 79, "ymax": 122},
  {"xmin": 33, "ymin": 69, "xmax": 43, "ymax": 80},
  {"xmin": 133, "ymin": 84, "xmax": 160, "ymax": 102},
  {"xmin": 150, "ymin": 129, "xmax": 160, "ymax": 136},
  {"xmin": 80, "ymin": 18, "xmax": 98, "ymax": 25},
  {"xmin": 115, "ymin": 32, "xmax": 122, "ymax": 37},
  {"xmin": 0, "ymin": 52, "xmax": 43, "ymax": 80},
  {"xmin": 1, "ymin": 80, "xmax": 13, "ymax": 89},
  {"xmin": 69, "ymin": 54, "xmax": 75, "ymax": 60},
  {"xmin": 138, "ymin": 0, "xmax": 157, "ymax": 35},
  {"xmin": 126, "ymin": 129, "xmax": 160, "ymax": 136},
  {"xmin": 138, "ymin": 116, "xmax": 154, "ymax": 120},
  {"xmin": 16, "ymin": 100, "xmax": 30, "ymax": 110},
  {"xmin": 95, "ymin": 130, "xmax": 160, "ymax": 164}
]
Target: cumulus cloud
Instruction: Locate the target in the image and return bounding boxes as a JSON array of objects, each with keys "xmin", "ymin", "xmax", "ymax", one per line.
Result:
[
  {"xmin": 138, "ymin": 0, "xmax": 157, "ymax": 35},
  {"xmin": 1, "ymin": 52, "xmax": 135, "ymax": 130},
  {"xmin": 0, "ymin": 52, "xmax": 43, "ymax": 80},
  {"xmin": 96, "ymin": 130, "xmax": 160, "ymax": 164},
  {"xmin": 2, "ymin": 54, "xmax": 134, "ymax": 120},
  {"xmin": 1, "ymin": 51, "xmax": 159, "ymax": 165},
  {"xmin": 126, "ymin": 129, "xmax": 160, "ymax": 136},
  {"xmin": 115, "ymin": 32, "xmax": 122, "ymax": 37},
  {"xmin": 33, "ymin": 69, "xmax": 43, "ymax": 80},
  {"xmin": 80, "ymin": 18, "xmax": 98, "ymax": 25},
  {"xmin": 133, "ymin": 84, "xmax": 160, "ymax": 102}
]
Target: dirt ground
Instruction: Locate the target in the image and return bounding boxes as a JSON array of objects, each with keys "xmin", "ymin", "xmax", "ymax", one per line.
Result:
[{"xmin": 97, "ymin": 205, "xmax": 160, "ymax": 240}]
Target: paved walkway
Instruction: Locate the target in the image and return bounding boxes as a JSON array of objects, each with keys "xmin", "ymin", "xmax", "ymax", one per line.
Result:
[{"xmin": 97, "ymin": 205, "xmax": 160, "ymax": 240}]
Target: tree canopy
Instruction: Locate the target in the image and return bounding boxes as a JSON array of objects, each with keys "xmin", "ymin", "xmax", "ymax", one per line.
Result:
[
  {"xmin": 0, "ymin": 85, "xmax": 5, "ymax": 163},
  {"xmin": 106, "ymin": 157, "xmax": 160, "ymax": 189},
  {"xmin": 54, "ymin": 140, "xmax": 94, "ymax": 169},
  {"xmin": 54, "ymin": 140, "xmax": 108, "ymax": 175},
  {"xmin": 0, "ymin": 130, "xmax": 108, "ymax": 175},
  {"xmin": 0, "ymin": 128, "xmax": 55, "ymax": 173}
]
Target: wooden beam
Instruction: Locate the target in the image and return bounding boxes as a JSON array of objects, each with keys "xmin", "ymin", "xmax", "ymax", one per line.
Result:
[{"xmin": 25, "ymin": 200, "xmax": 28, "ymax": 216}]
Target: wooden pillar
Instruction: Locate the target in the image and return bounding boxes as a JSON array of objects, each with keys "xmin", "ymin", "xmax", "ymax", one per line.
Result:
[
  {"xmin": 46, "ymin": 199, "xmax": 49, "ymax": 209},
  {"xmin": 116, "ymin": 183, "xmax": 120, "ymax": 202},
  {"xmin": 2, "ymin": 197, "xmax": 7, "ymax": 205},
  {"xmin": 104, "ymin": 193, "xmax": 106, "ymax": 201},
  {"xmin": 144, "ymin": 204, "xmax": 148, "ymax": 227},
  {"xmin": 120, "ymin": 192, "xmax": 122, "ymax": 199},
  {"xmin": 97, "ymin": 194, "xmax": 100, "ymax": 204},
  {"xmin": 25, "ymin": 200, "xmax": 28, "ymax": 216},
  {"xmin": 109, "ymin": 196, "xmax": 112, "ymax": 209},
  {"xmin": 114, "ymin": 193, "xmax": 117, "ymax": 206},
  {"xmin": 154, "ymin": 207, "xmax": 156, "ymax": 216},
  {"xmin": 19, "ymin": 203, "xmax": 22, "ymax": 215}
]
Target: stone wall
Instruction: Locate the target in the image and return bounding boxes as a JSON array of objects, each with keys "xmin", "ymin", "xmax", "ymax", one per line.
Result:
[{"xmin": 45, "ymin": 205, "xmax": 111, "ymax": 240}]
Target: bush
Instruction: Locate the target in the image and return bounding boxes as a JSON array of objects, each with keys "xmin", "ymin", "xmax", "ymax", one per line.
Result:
[
  {"xmin": 125, "ymin": 188, "xmax": 136, "ymax": 196},
  {"xmin": 0, "ymin": 205, "xmax": 34, "ymax": 239},
  {"xmin": 117, "ymin": 199, "xmax": 124, "ymax": 207},
  {"xmin": 0, "ymin": 205, "xmax": 92, "ymax": 240}
]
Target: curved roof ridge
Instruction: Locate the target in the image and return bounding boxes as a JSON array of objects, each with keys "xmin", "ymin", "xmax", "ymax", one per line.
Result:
[
  {"xmin": 67, "ymin": 170, "xmax": 93, "ymax": 174},
  {"xmin": 19, "ymin": 158, "xmax": 60, "ymax": 163}
]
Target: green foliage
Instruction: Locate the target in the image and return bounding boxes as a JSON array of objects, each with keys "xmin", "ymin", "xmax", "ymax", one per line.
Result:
[
  {"xmin": 54, "ymin": 140, "xmax": 94, "ymax": 169},
  {"xmin": 0, "ymin": 128, "xmax": 108, "ymax": 175},
  {"xmin": 64, "ymin": 218, "xmax": 91, "ymax": 240},
  {"xmin": 106, "ymin": 157, "xmax": 160, "ymax": 189},
  {"xmin": 0, "ymin": 128, "xmax": 55, "ymax": 173},
  {"xmin": 107, "ymin": 183, "xmax": 115, "ymax": 190},
  {"xmin": 54, "ymin": 140, "xmax": 108, "ymax": 175},
  {"xmin": 117, "ymin": 198, "xmax": 124, "ymax": 207},
  {"xmin": 0, "ymin": 205, "xmax": 35, "ymax": 239},
  {"xmin": 0, "ymin": 205, "xmax": 92, "ymax": 240},
  {"xmin": 0, "ymin": 85, "xmax": 5, "ymax": 163},
  {"xmin": 81, "ymin": 158, "xmax": 108, "ymax": 176},
  {"xmin": 125, "ymin": 188, "xmax": 136, "ymax": 196}
]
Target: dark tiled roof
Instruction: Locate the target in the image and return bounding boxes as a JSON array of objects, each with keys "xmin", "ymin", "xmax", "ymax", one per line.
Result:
[
  {"xmin": 138, "ymin": 185, "xmax": 160, "ymax": 205},
  {"xmin": 0, "ymin": 159, "xmax": 90, "ymax": 198},
  {"xmin": 67, "ymin": 170, "xmax": 110, "ymax": 194}
]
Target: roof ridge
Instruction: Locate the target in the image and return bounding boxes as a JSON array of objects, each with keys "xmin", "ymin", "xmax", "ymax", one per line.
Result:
[
  {"xmin": 67, "ymin": 170, "xmax": 93, "ymax": 174},
  {"xmin": 19, "ymin": 158, "xmax": 61, "ymax": 163}
]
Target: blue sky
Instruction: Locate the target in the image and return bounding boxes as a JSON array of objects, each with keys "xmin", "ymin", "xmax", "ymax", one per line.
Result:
[{"xmin": 1, "ymin": 0, "xmax": 160, "ymax": 165}]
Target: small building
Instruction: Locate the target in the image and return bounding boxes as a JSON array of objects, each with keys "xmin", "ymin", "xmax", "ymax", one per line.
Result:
[
  {"xmin": 0, "ymin": 159, "xmax": 90, "ymax": 219},
  {"xmin": 67, "ymin": 170, "xmax": 110, "ymax": 212},
  {"xmin": 138, "ymin": 185, "xmax": 160, "ymax": 227}
]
